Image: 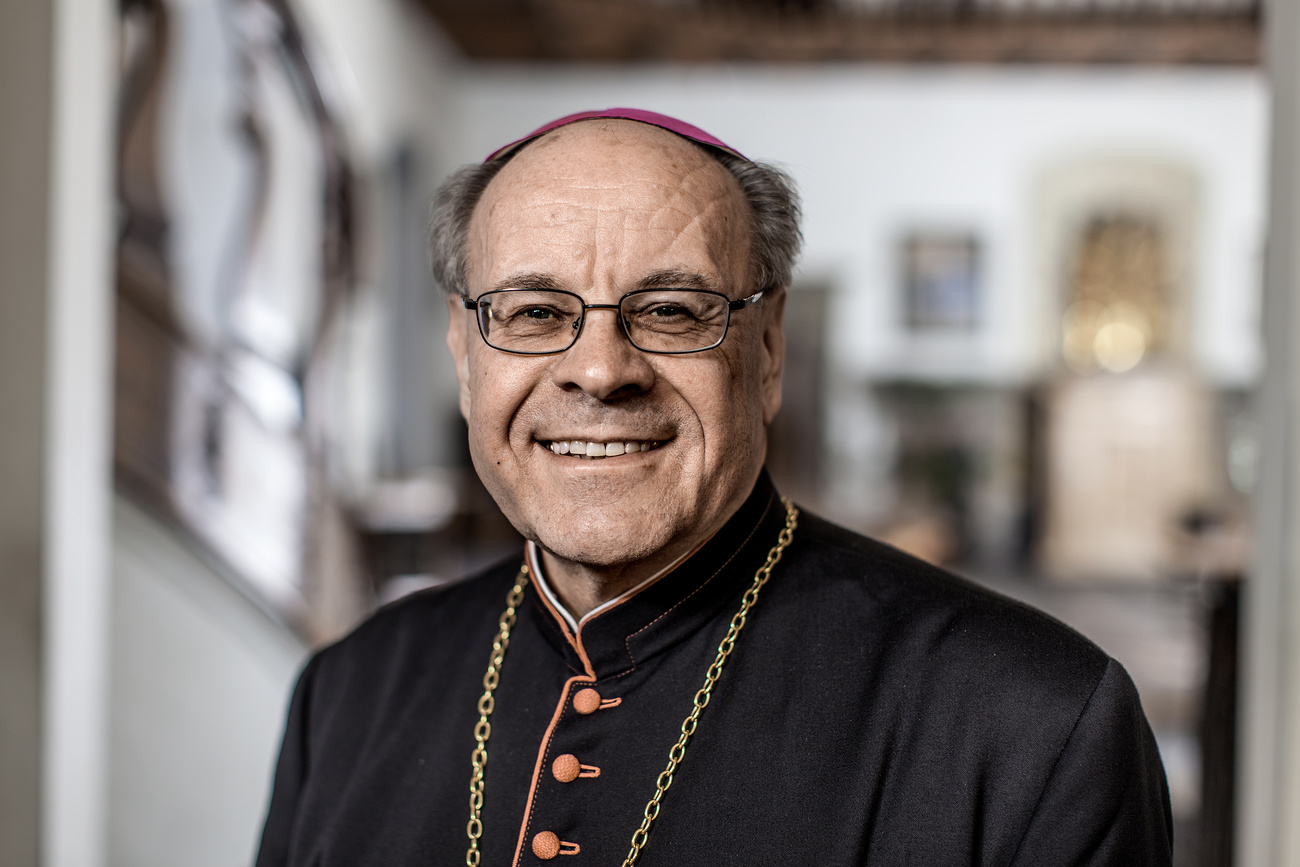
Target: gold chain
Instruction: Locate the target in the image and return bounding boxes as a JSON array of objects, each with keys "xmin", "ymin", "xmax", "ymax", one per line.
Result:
[
  {"xmin": 622, "ymin": 498, "xmax": 798, "ymax": 865},
  {"xmin": 466, "ymin": 566, "xmax": 529, "ymax": 867},
  {"xmin": 465, "ymin": 499, "xmax": 799, "ymax": 867}
]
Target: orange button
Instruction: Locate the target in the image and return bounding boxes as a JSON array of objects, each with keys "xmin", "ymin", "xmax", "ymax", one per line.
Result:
[
  {"xmin": 532, "ymin": 831, "xmax": 560, "ymax": 860},
  {"xmin": 573, "ymin": 688, "xmax": 601, "ymax": 714},
  {"xmin": 553, "ymin": 753, "xmax": 581, "ymax": 783}
]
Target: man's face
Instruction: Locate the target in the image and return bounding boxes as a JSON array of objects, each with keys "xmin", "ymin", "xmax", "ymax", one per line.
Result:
[{"xmin": 447, "ymin": 120, "xmax": 784, "ymax": 573}]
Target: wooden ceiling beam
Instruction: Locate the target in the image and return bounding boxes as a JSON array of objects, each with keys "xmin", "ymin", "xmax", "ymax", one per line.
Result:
[{"xmin": 418, "ymin": 0, "xmax": 1258, "ymax": 65}]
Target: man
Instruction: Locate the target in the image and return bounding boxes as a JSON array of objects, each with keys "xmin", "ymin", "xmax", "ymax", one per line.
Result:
[{"xmin": 256, "ymin": 109, "xmax": 1172, "ymax": 866}]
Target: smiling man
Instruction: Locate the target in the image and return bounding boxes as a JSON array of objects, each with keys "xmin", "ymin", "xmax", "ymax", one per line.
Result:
[{"xmin": 256, "ymin": 110, "xmax": 1173, "ymax": 866}]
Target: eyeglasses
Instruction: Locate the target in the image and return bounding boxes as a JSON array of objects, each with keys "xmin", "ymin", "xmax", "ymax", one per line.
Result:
[{"xmin": 460, "ymin": 287, "xmax": 765, "ymax": 355}]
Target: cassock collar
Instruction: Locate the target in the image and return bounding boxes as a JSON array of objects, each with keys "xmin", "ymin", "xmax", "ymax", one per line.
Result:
[
  {"xmin": 525, "ymin": 537, "xmax": 706, "ymax": 635},
  {"xmin": 525, "ymin": 471, "xmax": 785, "ymax": 680}
]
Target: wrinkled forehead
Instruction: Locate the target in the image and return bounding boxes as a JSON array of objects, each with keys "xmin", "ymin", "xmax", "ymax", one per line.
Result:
[{"xmin": 469, "ymin": 121, "xmax": 750, "ymax": 272}]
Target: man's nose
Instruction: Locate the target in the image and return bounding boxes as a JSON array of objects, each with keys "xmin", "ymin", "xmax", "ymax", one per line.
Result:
[{"xmin": 550, "ymin": 307, "xmax": 655, "ymax": 401}]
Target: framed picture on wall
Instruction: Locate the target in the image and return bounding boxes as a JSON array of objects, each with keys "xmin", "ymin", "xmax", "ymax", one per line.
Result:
[{"xmin": 901, "ymin": 233, "xmax": 981, "ymax": 331}]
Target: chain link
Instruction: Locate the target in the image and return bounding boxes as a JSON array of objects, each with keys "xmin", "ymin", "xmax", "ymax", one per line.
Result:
[
  {"xmin": 622, "ymin": 498, "xmax": 798, "ymax": 866},
  {"xmin": 465, "ymin": 499, "xmax": 799, "ymax": 866},
  {"xmin": 466, "ymin": 565, "xmax": 529, "ymax": 867}
]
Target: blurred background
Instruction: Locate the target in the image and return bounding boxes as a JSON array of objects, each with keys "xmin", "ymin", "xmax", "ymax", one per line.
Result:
[{"xmin": 5, "ymin": 0, "xmax": 1299, "ymax": 864}]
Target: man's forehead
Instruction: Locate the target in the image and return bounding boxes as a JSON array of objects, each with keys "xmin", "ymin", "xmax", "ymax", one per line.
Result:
[
  {"xmin": 471, "ymin": 121, "xmax": 747, "ymax": 242},
  {"xmin": 467, "ymin": 122, "xmax": 751, "ymax": 287}
]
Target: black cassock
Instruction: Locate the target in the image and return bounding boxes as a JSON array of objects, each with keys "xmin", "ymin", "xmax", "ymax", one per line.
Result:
[{"xmin": 256, "ymin": 472, "xmax": 1172, "ymax": 866}]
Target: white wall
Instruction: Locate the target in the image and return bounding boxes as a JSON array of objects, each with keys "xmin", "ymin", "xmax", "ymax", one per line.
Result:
[
  {"xmin": 293, "ymin": 0, "xmax": 458, "ymax": 171},
  {"xmin": 441, "ymin": 66, "xmax": 1267, "ymax": 386},
  {"xmin": 276, "ymin": 0, "xmax": 463, "ymax": 491},
  {"xmin": 42, "ymin": 0, "xmax": 117, "ymax": 861},
  {"xmin": 108, "ymin": 496, "xmax": 307, "ymax": 867}
]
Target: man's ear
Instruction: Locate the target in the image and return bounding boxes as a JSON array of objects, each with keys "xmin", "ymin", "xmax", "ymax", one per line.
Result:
[
  {"xmin": 760, "ymin": 288, "xmax": 787, "ymax": 425},
  {"xmin": 445, "ymin": 295, "xmax": 473, "ymax": 420}
]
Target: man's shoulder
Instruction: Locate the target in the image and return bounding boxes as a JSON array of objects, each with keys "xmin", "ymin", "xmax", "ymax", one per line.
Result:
[
  {"xmin": 780, "ymin": 509, "xmax": 1112, "ymax": 700},
  {"xmin": 758, "ymin": 510, "xmax": 1169, "ymax": 864}
]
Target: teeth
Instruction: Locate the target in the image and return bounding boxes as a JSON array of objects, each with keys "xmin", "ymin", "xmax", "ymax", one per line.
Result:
[{"xmin": 545, "ymin": 440, "xmax": 659, "ymax": 458}]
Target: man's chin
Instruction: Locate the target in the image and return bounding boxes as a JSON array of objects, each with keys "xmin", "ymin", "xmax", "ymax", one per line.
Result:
[
  {"xmin": 535, "ymin": 534, "xmax": 672, "ymax": 572},
  {"xmin": 530, "ymin": 516, "xmax": 682, "ymax": 574}
]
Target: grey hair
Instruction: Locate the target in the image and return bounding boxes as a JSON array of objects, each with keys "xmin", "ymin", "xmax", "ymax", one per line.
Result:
[{"xmin": 427, "ymin": 140, "xmax": 802, "ymax": 298}]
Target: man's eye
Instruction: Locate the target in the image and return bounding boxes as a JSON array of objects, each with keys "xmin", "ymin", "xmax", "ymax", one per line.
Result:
[
  {"xmin": 649, "ymin": 305, "xmax": 691, "ymax": 318},
  {"xmin": 521, "ymin": 307, "xmax": 557, "ymax": 320}
]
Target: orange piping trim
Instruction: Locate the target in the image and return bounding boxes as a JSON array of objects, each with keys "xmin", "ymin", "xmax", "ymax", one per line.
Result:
[
  {"xmin": 529, "ymin": 528, "xmax": 716, "ymax": 652},
  {"xmin": 510, "ymin": 488, "xmax": 770, "ymax": 865},
  {"xmin": 530, "ymin": 550, "xmax": 582, "ymax": 655},
  {"xmin": 610, "ymin": 491, "xmax": 776, "ymax": 683},
  {"xmin": 510, "ymin": 674, "xmax": 594, "ymax": 867},
  {"xmin": 573, "ymin": 532, "xmax": 714, "ymax": 630}
]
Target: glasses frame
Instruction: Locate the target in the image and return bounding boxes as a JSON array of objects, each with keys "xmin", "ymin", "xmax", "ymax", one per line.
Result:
[{"xmin": 460, "ymin": 287, "xmax": 766, "ymax": 356}]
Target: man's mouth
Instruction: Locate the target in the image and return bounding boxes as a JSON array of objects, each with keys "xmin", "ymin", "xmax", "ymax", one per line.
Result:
[{"xmin": 539, "ymin": 439, "xmax": 664, "ymax": 459}]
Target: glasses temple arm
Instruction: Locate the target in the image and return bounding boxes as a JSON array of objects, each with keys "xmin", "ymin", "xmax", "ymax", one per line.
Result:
[{"xmin": 728, "ymin": 289, "xmax": 766, "ymax": 311}]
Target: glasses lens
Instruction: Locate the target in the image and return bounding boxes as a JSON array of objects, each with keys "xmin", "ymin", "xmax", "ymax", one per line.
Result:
[
  {"xmin": 620, "ymin": 290, "xmax": 730, "ymax": 353},
  {"xmin": 478, "ymin": 289, "xmax": 582, "ymax": 353}
]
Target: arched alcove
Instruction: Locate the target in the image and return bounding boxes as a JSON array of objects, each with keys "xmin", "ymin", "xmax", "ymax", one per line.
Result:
[
  {"xmin": 1032, "ymin": 154, "xmax": 1200, "ymax": 373},
  {"xmin": 1032, "ymin": 155, "xmax": 1218, "ymax": 583}
]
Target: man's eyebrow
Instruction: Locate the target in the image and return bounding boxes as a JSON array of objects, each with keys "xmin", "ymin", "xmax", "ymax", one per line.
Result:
[
  {"xmin": 634, "ymin": 270, "xmax": 719, "ymax": 291},
  {"xmin": 492, "ymin": 273, "xmax": 564, "ymax": 292},
  {"xmin": 491, "ymin": 270, "xmax": 722, "ymax": 294}
]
